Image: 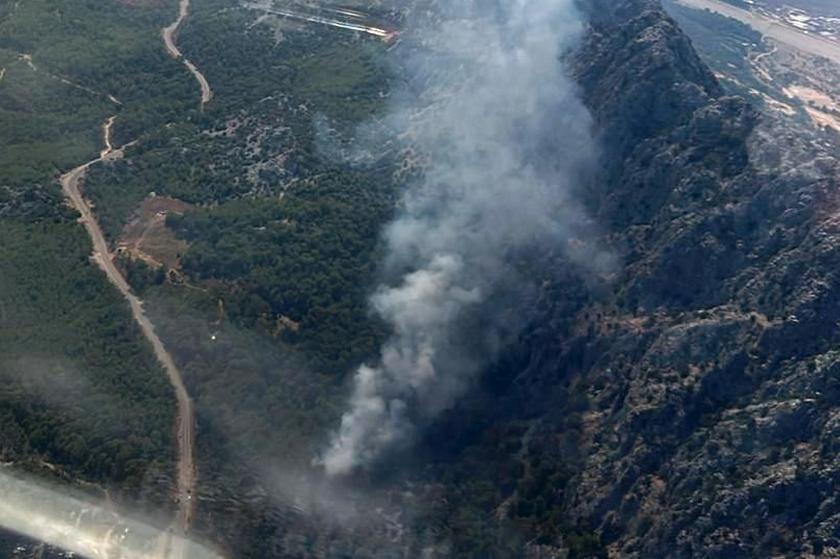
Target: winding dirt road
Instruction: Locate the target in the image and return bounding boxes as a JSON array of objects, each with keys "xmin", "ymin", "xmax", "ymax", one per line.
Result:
[
  {"xmin": 162, "ymin": 0, "xmax": 213, "ymax": 108},
  {"xmin": 59, "ymin": 118, "xmax": 197, "ymax": 554}
]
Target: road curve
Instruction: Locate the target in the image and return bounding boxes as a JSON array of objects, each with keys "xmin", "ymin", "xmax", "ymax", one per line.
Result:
[
  {"xmin": 673, "ymin": 0, "xmax": 840, "ymax": 65},
  {"xmin": 59, "ymin": 118, "xmax": 197, "ymax": 551},
  {"xmin": 162, "ymin": 0, "xmax": 213, "ymax": 109}
]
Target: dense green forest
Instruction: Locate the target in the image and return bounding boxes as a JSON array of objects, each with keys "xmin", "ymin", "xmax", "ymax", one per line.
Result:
[
  {"xmin": 0, "ymin": 221, "xmax": 175, "ymax": 491},
  {"xmin": 0, "ymin": 0, "xmax": 198, "ymax": 143},
  {"xmin": 1, "ymin": 0, "xmax": 400, "ymax": 552},
  {"xmin": 167, "ymin": 166, "xmax": 394, "ymax": 371},
  {"xmin": 0, "ymin": 0, "xmax": 193, "ymax": 505},
  {"xmin": 0, "ymin": 47, "xmax": 108, "ymax": 198},
  {"xmin": 83, "ymin": 7, "xmax": 398, "ymax": 373}
]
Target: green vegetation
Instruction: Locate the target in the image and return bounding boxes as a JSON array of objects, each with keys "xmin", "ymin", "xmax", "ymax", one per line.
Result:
[
  {"xmin": 83, "ymin": 124, "xmax": 245, "ymax": 242},
  {"xmin": 2, "ymin": 0, "xmax": 397, "ymax": 497},
  {"xmin": 1, "ymin": 0, "xmax": 602, "ymax": 555},
  {"xmin": 180, "ymin": 0, "xmax": 390, "ymax": 120},
  {"xmin": 0, "ymin": 5, "xmax": 405, "ymax": 550},
  {"xmin": 0, "ymin": 220, "xmax": 174, "ymax": 492},
  {"xmin": 168, "ymin": 166, "xmax": 394, "ymax": 371},
  {"xmin": 0, "ymin": 0, "xmax": 197, "ymax": 143},
  {"xmin": 664, "ymin": 1, "xmax": 770, "ymax": 96},
  {"xmin": 82, "ymin": 5, "xmax": 394, "ymax": 242},
  {"xmin": 0, "ymin": 0, "xmax": 194, "ymax": 503},
  {"xmin": 144, "ymin": 284, "xmax": 343, "ymax": 463},
  {"xmin": 83, "ymin": 7, "xmax": 397, "ymax": 373},
  {"xmin": 663, "ymin": 2, "xmax": 823, "ymax": 133},
  {"xmin": 409, "ymin": 378, "xmax": 605, "ymax": 558},
  {"xmin": 0, "ymin": 49, "xmax": 108, "ymax": 197}
]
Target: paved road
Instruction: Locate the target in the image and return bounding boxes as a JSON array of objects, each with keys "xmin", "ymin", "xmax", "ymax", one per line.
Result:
[
  {"xmin": 674, "ymin": 0, "xmax": 840, "ymax": 64},
  {"xmin": 59, "ymin": 118, "xmax": 197, "ymax": 557},
  {"xmin": 162, "ymin": 0, "xmax": 213, "ymax": 108}
]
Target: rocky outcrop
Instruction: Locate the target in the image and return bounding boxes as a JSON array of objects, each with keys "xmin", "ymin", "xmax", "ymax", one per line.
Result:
[{"xmin": 499, "ymin": 0, "xmax": 840, "ymax": 557}]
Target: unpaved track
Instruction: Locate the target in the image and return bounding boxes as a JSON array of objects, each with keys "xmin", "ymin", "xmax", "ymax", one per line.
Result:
[
  {"xmin": 163, "ymin": 0, "xmax": 213, "ymax": 108},
  {"xmin": 59, "ymin": 118, "xmax": 197, "ymax": 553},
  {"xmin": 14, "ymin": 52, "xmax": 123, "ymax": 104},
  {"xmin": 100, "ymin": 116, "xmax": 116, "ymax": 158}
]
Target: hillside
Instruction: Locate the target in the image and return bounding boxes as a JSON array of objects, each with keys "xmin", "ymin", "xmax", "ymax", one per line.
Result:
[
  {"xmin": 496, "ymin": 0, "xmax": 840, "ymax": 556},
  {"xmin": 1, "ymin": 0, "xmax": 838, "ymax": 557}
]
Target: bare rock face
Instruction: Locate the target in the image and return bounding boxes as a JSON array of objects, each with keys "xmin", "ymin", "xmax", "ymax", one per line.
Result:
[{"xmin": 492, "ymin": 0, "xmax": 840, "ymax": 557}]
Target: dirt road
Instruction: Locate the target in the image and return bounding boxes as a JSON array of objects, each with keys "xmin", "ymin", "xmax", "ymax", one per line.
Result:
[
  {"xmin": 162, "ymin": 0, "xmax": 213, "ymax": 108},
  {"xmin": 59, "ymin": 117, "xmax": 197, "ymax": 551},
  {"xmin": 12, "ymin": 52, "xmax": 120, "ymax": 103},
  {"xmin": 674, "ymin": 0, "xmax": 840, "ymax": 65},
  {"xmin": 100, "ymin": 116, "xmax": 116, "ymax": 158}
]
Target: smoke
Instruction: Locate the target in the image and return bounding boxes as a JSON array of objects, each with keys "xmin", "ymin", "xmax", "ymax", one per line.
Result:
[{"xmin": 321, "ymin": 0, "xmax": 605, "ymax": 476}]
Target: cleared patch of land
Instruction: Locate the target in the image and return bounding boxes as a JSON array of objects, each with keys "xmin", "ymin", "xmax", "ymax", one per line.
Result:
[
  {"xmin": 804, "ymin": 106, "xmax": 840, "ymax": 131},
  {"xmin": 783, "ymin": 84, "xmax": 840, "ymax": 130},
  {"xmin": 119, "ymin": 196, "xmax": 192, "ymax": 269},
  {"xmin": 784, "ymin": 84, "xmax": 840, "ymax": 111}
]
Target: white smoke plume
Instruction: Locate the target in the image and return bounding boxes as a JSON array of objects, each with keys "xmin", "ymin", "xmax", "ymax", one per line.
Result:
[{"xmin": 322, "ymin": 0, "xmax": 603, "ymax": 476}]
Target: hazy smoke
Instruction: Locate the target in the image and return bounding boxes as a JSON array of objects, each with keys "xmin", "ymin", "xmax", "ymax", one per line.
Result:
[{"xmin": 322, "ymin": 0, "xmax": 601, "ymax": 476}]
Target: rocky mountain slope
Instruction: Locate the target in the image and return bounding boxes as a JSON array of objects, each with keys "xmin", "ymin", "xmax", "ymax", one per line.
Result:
[
  {"xmin": 494, "ymin": 0, "xmax": 840, "ymax": 556},
  {"xmin": 186, "ymin": 1, "xmax": 840, "ymax": 556}
]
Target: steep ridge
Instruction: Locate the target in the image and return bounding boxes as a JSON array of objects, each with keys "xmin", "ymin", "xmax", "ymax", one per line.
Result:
[{"xmin": 497, "ymin": 0, "xmax": 840, "ymax": 556}]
